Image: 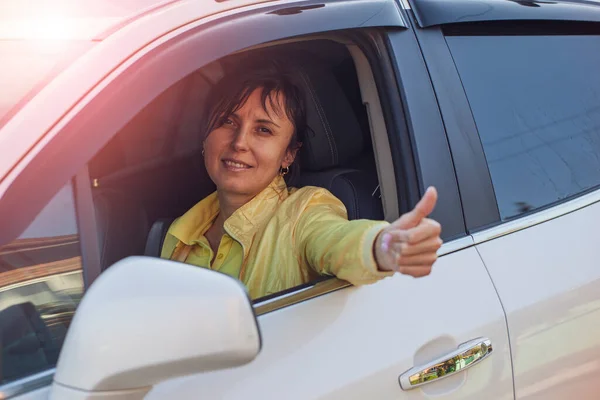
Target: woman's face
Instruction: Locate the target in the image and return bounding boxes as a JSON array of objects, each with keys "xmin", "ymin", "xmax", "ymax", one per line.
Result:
[{"xmin": 203, "ymin": 88, "xmax": 298, "ymax": 198}]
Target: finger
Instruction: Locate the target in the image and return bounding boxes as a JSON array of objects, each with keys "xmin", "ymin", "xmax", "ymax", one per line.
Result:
[
  {"xmin": 395, "ymin": 252, "xmax": 438, "ymax": 266},
  {"xmin": 397, "ymin": 266, "xmax": 433, "ymax": 278},
  {"xmin": 393, "ymin": 187, "xmax": 438, "ymax": 230},
  {"xmin": 391, "ymin": 236, "xmax": 443, "ymax": 256},
  {"xmin": 405, "ymin": 219, "xmax": 442, "ymax": 244}
]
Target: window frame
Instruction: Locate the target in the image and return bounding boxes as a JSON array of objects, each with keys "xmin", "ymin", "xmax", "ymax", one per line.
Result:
[
  {"xmin": 409, "ymin": 23, "xmax": 500, "ymax": 233},
  {"xmin": 73, "ymin": 165, "xmax": 102, "ymax": 288},
  {"xmin": 386, "ymin": 25, "xmax": 468, "ymax": 240},
  {"xmin": 0, "ymin": 369, "xmax": 54, "ymax": 399}
]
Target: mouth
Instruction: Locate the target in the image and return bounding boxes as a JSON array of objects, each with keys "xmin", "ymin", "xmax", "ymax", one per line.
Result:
[{"xmin": 222, "ymin": 158, "xmax": 253, "ymax": 171}]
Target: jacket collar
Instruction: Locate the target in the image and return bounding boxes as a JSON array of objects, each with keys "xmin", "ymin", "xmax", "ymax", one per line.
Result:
[{"xmin": 170, "ymin": 175, "xmax": 289, "ymax": 257}]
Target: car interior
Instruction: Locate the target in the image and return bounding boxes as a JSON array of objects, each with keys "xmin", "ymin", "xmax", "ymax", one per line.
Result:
[{"xmin": 88, "ymin": 37, "xmax": 395, "ymax": 291}]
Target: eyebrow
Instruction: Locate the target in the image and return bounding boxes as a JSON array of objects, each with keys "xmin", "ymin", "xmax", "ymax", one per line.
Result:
[
  {"xmin": 231, "ymin": 112, "xmax": 281, "ymax": 128},
  {"xmin": 256, "ymin": 118, "xmax": 280, "ymax": 128}
]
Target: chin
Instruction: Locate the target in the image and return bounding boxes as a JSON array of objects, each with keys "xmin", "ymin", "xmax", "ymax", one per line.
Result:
[{"xmin": 216, "ymin": 179, "xmax": 258, "ymax": 197}]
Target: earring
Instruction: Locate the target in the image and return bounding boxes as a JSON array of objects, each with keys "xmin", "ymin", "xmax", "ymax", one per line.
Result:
[
  {"xmin": 280, "ymin": 166, "xmax": 289, "ymax": 176},
  {"xmin": 202, "ymin": 148, "xmax": 205, "ymax": 157}
]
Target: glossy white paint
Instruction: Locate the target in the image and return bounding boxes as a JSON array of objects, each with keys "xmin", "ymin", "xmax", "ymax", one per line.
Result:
[
  {"xmin": 52, "ymin": 257, "xmax": 260, "ymax": 397},
  {"xmin": 145, "ymin": 248, "xmax": 513, "ymax": 400},
  {"xmin": 474, "ymin": 194, "xmax": 600, "ymax": 399}
]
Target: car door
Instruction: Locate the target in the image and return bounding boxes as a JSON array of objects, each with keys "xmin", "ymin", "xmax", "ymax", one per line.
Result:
[
  {"xmin": 1, "ymin": 1, "xmax": 512, "ymax": 399},
  {"xmin": 411, "ymin": 4, "xmax": 600, "ymax": 399},
  {"xmin": 141, "ymin": 4, "xmax": 513, "ymax": 399}
]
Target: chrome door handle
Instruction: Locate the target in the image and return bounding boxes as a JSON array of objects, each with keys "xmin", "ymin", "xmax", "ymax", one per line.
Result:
[{"xmin": 399, "ymin": 337, "xmax": 493, "ymax": 390}]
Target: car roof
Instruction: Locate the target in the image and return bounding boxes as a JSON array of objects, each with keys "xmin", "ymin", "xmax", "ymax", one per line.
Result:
[
  {"xmin": 0, "ymin": 0, "xmax": 183, "ymax": 40},
  {"xmin": 410, "ymin": 0, "xmax": 600, "ymax": 27},
  {"xmin": 0, "ymin": 0, "xmax": 283, "ymax": 40}
]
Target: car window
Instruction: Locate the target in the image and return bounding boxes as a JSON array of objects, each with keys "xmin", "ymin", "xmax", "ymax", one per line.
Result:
[
  {"xmin": 446, "ymin": 33, "xmax": 600, "ymax": 219},
  {"xmin": 0, "ymin": 181, "xmax": 83, "ymax": 385}
]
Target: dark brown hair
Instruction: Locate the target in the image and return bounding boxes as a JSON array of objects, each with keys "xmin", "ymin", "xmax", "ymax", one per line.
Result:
[{"xmin": 202, "ymin": 59, "xmax": 308, "ymax": 184}]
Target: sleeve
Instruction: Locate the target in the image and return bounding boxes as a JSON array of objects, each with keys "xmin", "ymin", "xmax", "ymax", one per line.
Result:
[{"xmin": 293, "ymin": 189, "xmax": 394, "ymax": 286}]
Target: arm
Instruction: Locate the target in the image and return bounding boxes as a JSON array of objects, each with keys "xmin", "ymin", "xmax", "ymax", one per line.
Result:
[
  {"xmin": 295, "ymin": 187, "xmax": 443, "ymax": 284},
  {"xmin": 293, "ymin": 190, "xmax": 394, "ymax": 285}
]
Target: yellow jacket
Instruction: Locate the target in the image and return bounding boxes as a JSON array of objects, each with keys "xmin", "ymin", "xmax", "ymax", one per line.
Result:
[{"xmin": 161, "ymin": 176, "xmax": 392, "ymax": 299}]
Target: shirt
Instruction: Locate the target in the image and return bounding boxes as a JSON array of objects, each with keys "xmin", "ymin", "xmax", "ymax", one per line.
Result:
[
  {"xmin": 161, "ymin": 175, "xmax": 393, "ymax": 299},
  {"xmin": 162, "ymin": 194, "xmax": 245, "ymax": 280}
]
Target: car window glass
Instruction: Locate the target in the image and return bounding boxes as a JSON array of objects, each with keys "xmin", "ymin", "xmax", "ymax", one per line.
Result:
[
  {"xmin": 446, "ymin": 34, "xmax": 600, "ymax": 219},
  {"xmin": 0, "ymin": 181, "xmax": 83, "ymax": 385}
]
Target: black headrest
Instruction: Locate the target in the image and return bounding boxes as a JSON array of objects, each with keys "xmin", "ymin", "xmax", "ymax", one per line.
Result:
[{"xmin": 295, "ymin": 65, "xmax": 364, "ymax": 171}]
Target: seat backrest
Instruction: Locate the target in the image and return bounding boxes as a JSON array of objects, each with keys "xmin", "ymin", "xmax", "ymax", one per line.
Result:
[
  {"xmin": 298, "ymin": 167, "xmax": 383, "ymax": 221},
  {"xmin": 143, "ymin": 217, "xmax": 175, "ymax": 258},
  {"xmin": 93, "ymin": 188, "xmax": 149, "ymax": 270},
  {"xmin": 294, "ymin": 64, "xmax": 383, "ymax": 221}
]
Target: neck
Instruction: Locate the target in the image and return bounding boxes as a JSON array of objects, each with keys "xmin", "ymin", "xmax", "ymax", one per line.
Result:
[{"xmin": 216, "ymin": 191, "xmax": 254, "ymax": 223}]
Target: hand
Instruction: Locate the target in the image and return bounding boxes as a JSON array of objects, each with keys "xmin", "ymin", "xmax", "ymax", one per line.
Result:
[{"xmin": 374, "ymin": 187, "xmax": 442, "ymax": 277}]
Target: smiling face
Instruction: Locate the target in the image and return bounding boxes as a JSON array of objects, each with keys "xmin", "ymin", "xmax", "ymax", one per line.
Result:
[{"xmin": 203, "ymin": 88, "xmax": 298, "ymax": 199}]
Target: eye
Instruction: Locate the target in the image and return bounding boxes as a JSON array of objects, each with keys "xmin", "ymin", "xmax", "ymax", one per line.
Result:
[
  {"xmin": 258, "ymin": 126, "xmax": 273, "ymax": 135},
  {"xmin": 223, "ymin": 118, "xmax": 234, "ymax": 126}
]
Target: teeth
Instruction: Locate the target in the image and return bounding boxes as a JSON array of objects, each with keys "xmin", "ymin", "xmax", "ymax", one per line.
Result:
[{"xmin": 225, "ymin": 160, "xmax": 249, "ymax": 169}]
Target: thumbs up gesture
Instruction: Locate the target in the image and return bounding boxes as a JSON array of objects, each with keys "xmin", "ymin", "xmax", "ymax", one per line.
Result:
[{"xmin": 374, "ymin": 187, "xmax": 442, "ymax": 277}]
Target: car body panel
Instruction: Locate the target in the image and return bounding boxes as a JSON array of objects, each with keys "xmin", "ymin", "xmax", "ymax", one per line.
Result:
[
  {"xmin": 474, "ymin": 192, "xmax": 600, "ymax": 399},
  {"xmin": 145, "ymin": 247, "xmax": 513, "ymax": 400}
]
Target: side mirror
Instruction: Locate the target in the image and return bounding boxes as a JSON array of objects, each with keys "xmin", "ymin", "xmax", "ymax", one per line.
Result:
[{"xmin": 50, "ymin": 257, "xmax": 261, "ymax": 399}]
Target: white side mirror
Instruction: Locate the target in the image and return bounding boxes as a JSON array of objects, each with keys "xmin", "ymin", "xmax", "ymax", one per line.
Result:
[{"xmin": 50, "ymin": 257, "xmax": 261, "ymax": 399}]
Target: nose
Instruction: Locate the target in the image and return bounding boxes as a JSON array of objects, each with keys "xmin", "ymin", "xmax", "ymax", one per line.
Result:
[{"xmin": 231, "ymin": 124, "xmax": 250, "ymax": 152}]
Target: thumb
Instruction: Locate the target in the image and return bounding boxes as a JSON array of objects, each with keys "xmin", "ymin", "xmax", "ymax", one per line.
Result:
[{"xmin": 393, "ymin": 187, "xmax": 438, "ymax": 230}]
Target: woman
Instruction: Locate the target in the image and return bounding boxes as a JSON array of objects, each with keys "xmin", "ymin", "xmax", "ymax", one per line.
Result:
[{"xmin": 161, "ymin": 60, "xmax": 442, "ymax": 299}]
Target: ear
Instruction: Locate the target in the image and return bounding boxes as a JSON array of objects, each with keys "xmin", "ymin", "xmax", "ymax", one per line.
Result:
[{"xmin": 282, "ymin": 143, "xmax": 302, "ymax": 168}]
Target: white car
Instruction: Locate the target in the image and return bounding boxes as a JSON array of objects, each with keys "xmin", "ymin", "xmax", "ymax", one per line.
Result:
[{"xmin": 1, "ymin": 0, "xmax": 600, "ymax": 399}]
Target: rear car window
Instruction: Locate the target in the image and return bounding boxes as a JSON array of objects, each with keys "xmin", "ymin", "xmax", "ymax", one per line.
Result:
[{"xmin": 446, "ymin": 31, "xmax": 600, "ymax": 219}]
